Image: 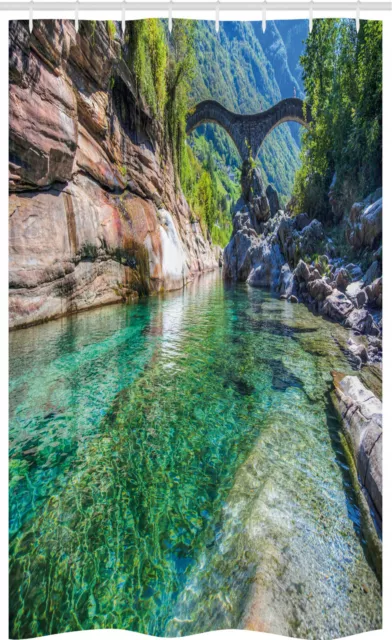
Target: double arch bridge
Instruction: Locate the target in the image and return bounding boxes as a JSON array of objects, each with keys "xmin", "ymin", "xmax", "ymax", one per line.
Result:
[{"xmin": 186, "ymin": 98, "xmax": 312, "ymax": 163}]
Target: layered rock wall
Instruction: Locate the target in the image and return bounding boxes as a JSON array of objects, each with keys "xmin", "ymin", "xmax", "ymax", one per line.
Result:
[{"xmin": 9, "ymin": 20, "xmax": 217, "ymax": 329}]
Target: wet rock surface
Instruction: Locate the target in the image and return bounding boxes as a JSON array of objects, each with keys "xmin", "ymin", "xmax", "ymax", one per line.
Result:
[
  {"xmin": 332, "ymin": 373, "xmax": 382, "ymax": 527},
  {"xmin": 9, "ymin": 20, "xmax": 217, "ymax": 329}
]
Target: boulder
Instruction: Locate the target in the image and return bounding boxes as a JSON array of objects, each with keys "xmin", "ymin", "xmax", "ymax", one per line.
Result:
[
  {"xmin": 335, "ymin": 268, "xmax": 350, "ymax": 291},
  {"xmin": 345, "ymin": 309, "xmax": 379, "ymax": 336},
  {"xmin": 332, "ymin": 373, "xmax": 382, "ymax": 523},
  {"xmin": 356, "ymin": 289, "xmax": 368, "ymax": 309},
  {"xmin": 363, "ymin": 260, "xmax": 381, "ymax": 286},
  {"xmin": 294, "ymin": 212, "xmax": 311, "ymax": 231},
  {"xmin": 347, "ymin": 194, "xmax": 382, "ymax": 250},
  {"xmin": 346, "ymin": 280, "xmax": 364, "ymax": 302},
  {"xmin": 251, "ymin": 195, "xmax": 271, "ymax": 224},
  {"xmin": 321, "ymin": 289, "xmax": 354, "ymax": 322},
  {"xmin": 345, "ymin": 263, "xmax": 363, "ymax": 281},
  {"xmin": 299, "ymin": 219, "xmax": 325, "ymax": 256},
  {"xmin": 348, "ymin": 341, "xmax": 368, "ymax": 364},
  {"xmin": 365, "ymin": 277, "xmax": 382, "ymax": 308},
  {"xmin": 294, "ymin": 259, "xmax": 310, "ymax": 283},
  {"xmin": 307, "ymin": 278, "xmax": 333, "ymax": 301},
  {"xmin": 247, "ymin": 240, "xmax": 285, "ymax": 289}
]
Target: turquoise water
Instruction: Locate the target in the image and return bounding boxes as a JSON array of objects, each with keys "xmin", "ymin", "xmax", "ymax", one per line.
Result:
[{"xmin": 9, "ymin": 272, "xmax": 382, "ymax": 638}]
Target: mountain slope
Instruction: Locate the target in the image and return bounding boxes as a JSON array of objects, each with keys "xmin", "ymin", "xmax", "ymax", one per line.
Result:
[{"xmin": 189, "ymin": 20, "xmax": 308, "ymax": 204}]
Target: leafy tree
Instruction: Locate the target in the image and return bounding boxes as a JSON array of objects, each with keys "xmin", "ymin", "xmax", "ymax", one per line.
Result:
[{"xmin": 293, "ymin": 19, "xmax": 382, "ymax": 220}]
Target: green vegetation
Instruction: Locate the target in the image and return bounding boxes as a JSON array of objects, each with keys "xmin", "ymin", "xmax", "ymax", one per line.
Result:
[
  {"xmin": 124, "ymin": 19, "xmax": 232, "ymax": 246},
  {"xmin": 107, "ymin": 20, "xmax": 116, "ymax": 41},
  {"xmin": 293, "ymin": 19, "xmax": 382, "ymax": 220}
]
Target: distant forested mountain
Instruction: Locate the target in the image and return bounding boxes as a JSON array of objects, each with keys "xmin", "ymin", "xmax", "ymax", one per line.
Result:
[{"xmin": 189, "ymin": 20, "xmax": 309, "ymax": 205}]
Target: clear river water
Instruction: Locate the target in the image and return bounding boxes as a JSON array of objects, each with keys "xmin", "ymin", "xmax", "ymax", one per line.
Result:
[{"xmin": 9, "ymin": 271, "xmax": 382, "ymax": 639}]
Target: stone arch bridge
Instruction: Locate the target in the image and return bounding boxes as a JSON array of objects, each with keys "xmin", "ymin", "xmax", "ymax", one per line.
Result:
[{"xmin": 186, "ymin": 98, "xmax": 312, "ymax": 162}]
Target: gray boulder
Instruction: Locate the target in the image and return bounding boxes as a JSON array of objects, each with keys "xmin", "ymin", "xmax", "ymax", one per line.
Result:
[
  {"xmin": 345, "ymin": 308, "xmax": 379, "ymax": 336},
  {"xmin": 300, "ymin": 219, "xmax": 325, "ymax": 256},
  {"xmin": 332, "ymin": 373, "xmax": 382, "ymax": 524},
  {"xmin": 365, "ymin": 277, "xmax": 382, "ymax": 308},
  {"xmin": 307, "ymin": 278, "xmax": 333, "ymax": 301},
  {"xmin": 347, "ymin": 194, "xmax": 382, "ymax": 250},
  {"xmin": 335, "ymin": 268, "xmax": 350, "ymax": 291},
  {"xmin": 356, "ymin": 289, "xmax": 368, "ymax": 309},
  {"xmin": 363, "ymin": 260, "xmax": 381, "ymax": 286},
  {"xmin": 321, "ymin": 289, "xmax": 354, "ymax": 322},
  {"xmin": 294, "ymin": 259, "xmax": 310, "ymax": 282}
]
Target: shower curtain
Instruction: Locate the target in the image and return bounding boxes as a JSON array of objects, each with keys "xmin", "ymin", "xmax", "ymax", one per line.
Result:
[{"xmin": 9, "ymin": 17, "xmax": 382, "ymax": 639}]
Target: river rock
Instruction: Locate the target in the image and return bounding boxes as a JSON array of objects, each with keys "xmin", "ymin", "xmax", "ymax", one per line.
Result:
[
  {"xmin": 365, "ymin": 277, "xmax": 382, "ymax": 308},
  {"xmin": 247, "ymin": 240, "xmax": 285, "ymax": 289},
  {"xmin": 335, "ymin": 268, "xmax": 350, "ymax": 291},
  {"xmin": 321, "ymin": 289, "xmax": 354, "ymax": 322},
  {"xmin": 332, "ymin": 373, "xmax": 382, "ymax": 523},
  {"xmin": 294, "ymin": 259, "xmax": 310, "ymax": 283},
  {"xmin": 307, "ymin": 278, "xmax": 333, "ymax": 301},
  {"xmin": 363, "ymin": 261, "xmax": 381, "ymax": 286},
  {"xmin": 345, "ymin": 309, "xmax": 379, "ymax": 336}
]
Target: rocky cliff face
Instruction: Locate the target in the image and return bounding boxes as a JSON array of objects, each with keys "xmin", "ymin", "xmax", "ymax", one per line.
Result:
[{"xmin": 9, "ymin": 20, "xmax": 217, "ymax": 329}]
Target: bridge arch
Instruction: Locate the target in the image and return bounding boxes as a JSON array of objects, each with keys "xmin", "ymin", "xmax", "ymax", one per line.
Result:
[{"xmin": 186, "ymin": 98, "xmax": 312, "ymax": 162}]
